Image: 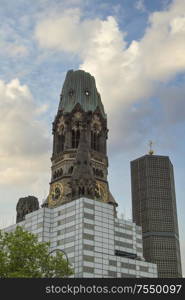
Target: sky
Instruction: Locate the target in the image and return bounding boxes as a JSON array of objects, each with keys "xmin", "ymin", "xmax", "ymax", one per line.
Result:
[{"xmin": 0, "ymin": 0, "xmax": 185, "ymax": 274}]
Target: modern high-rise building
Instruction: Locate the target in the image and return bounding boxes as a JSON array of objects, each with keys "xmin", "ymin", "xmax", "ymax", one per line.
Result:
[
  {"xmin": 131, "ymin": 153, "xmax": 182, "ymax": 277},
  {"xmin": 3, "ymin": 70, "xmax": 157, "ymax": 278}
]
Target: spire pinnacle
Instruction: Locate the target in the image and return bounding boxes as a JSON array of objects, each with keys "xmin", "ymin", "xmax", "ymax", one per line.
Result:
[
  {"xmin": 71, "ymin": 127, "xmax": 96, "ymax": 200},
  {"xmin": 148, "ymin": 140, "xmax": 154, "ymax": 155}
]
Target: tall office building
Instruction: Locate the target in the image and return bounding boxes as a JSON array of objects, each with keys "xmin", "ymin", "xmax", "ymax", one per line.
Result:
[
  {"xmin": 4, "ymin": 70, "xmax": 157, "ymax": 278},
  {"xmin": 131, "ymin": 153, "xmax": 182, "ymax": 277}
]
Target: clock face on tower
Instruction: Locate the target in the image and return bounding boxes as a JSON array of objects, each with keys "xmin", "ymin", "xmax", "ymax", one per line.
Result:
[{"xmin": 49, "ymin": 182, "xmax": 64, "ymax": 206}]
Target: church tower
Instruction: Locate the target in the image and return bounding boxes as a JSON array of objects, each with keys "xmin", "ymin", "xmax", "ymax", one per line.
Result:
[{"xmin": 44, "ymin": 70, "xmax": 117, "ymax": 210}]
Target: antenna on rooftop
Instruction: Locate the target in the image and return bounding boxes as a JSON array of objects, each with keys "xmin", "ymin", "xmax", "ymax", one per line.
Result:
[{"xmin": 148, "ymin": 140, "xmax": 154, "ymax": 155}]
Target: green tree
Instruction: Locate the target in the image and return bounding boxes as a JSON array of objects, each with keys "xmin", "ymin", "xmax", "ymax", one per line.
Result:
[{"xmin": 0, "ymin": 226, "xmax": 73, "ymax": 278}]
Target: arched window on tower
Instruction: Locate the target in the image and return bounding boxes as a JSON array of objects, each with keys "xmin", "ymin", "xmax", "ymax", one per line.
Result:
[
  {"xmin": 60, "ymin": 134, "xmax": 65, "ymax": 152},
  {"xmin": 79, "ymin": 186, "xmax": 85, "ymax": 196},
  {"xmin": 91, "ymin": 131, "xmax": 100, "ymax": 151},
  {"xmin": 68, "ymin": 166, "xmax": 74, "ymax": 174},
  {"xmin": 57, "ymin": 134, "xmax": 65, "ymax": 153},
  {"xmin": 72, "ymin": 129, "xmax": 80, "ymax": 148}
]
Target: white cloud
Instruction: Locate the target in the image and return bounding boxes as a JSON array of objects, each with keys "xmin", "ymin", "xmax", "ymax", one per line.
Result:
[
  {"xmin": 157, "ymin": 84, "xmax": 185, "ymax": 124},
  {"xmin": 34, "ymin": 0, "xmax": 185, "ymax": 93},
  {"xmin": 0, "ymin": 41, "xmax": 28, "ymax": 57},
  {"xmin": 0, "ymin": 22, "xmax": 28, "ymax": 58},
  {"xmin": 6, "ymin": 44, "xmax": 28, "ymax": 57},
  {"xmin": 35, "ymin": 8, "xmax": 101, "ymax": 55},
  {"xmin": 35, "ymin": 103, "xmax": 49, "ymax": 115},
  {"xmin": 34, "ymin": 0, "xmax": 185, "ymax": 151},
  {"xmin": 0, "ymin": 78, "xmax": 51, "ymax": 186},
  {"xmin": 138, "ymin": 1, "xmax": 185, "ymax": 81},
  {"xmin": 171, "ymin": 16, "xmax": 185, "ymax": 34},
  {"xmin": 135, "ymin": 0, "xmax": 146, "ymax": 13}
]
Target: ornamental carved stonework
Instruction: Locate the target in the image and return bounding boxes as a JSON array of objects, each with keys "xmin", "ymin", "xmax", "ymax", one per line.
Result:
[
  {"xmin": 91, "ymin": 114, "xmax": 102, "ymax": 133},
  {"xmin": 57, "ymin": 116, "xmax": 65, "ymax": 135},
  {"xmin": 71, "ymin": 111, "xmax": 83, "ymax": 131}
]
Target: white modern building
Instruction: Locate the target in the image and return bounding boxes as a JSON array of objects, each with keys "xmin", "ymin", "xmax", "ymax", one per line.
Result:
[{"xmin": 5, "ymin": 197, "xmax": 157, "ymax": 278}]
